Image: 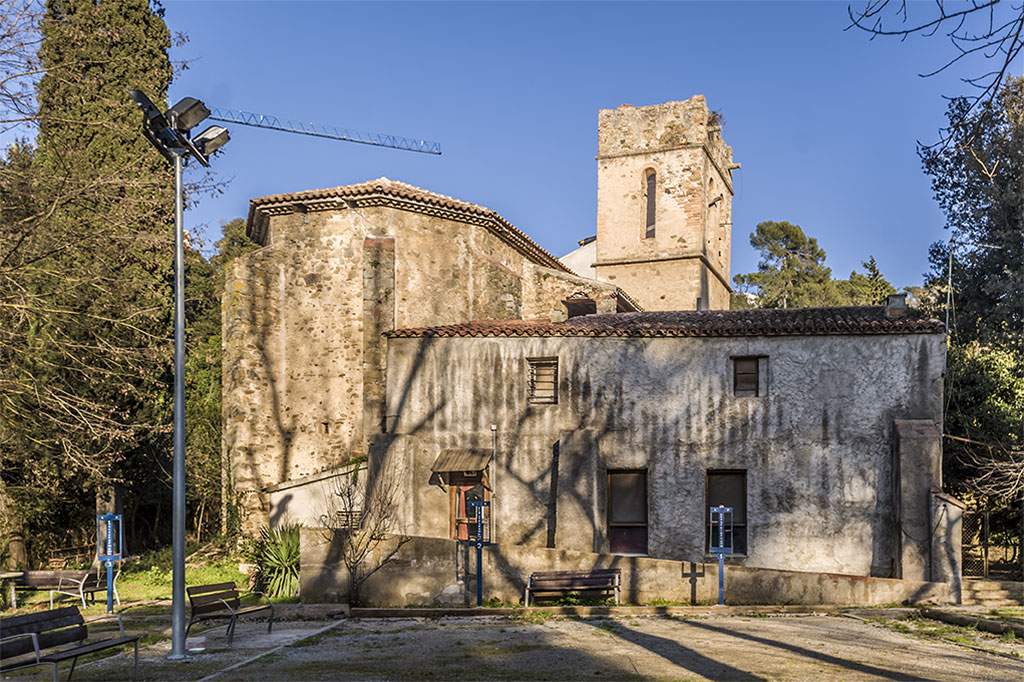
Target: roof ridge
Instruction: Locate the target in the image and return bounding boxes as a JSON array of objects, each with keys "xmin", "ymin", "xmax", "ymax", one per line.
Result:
[{"xmin": 386, "ymin": 307, "xmax": 945, "ymax": 339}]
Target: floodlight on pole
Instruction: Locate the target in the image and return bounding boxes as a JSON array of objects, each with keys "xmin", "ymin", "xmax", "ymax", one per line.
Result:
[
  {"xmin": 193, "ymin": 125, "xmax": 230, "ymax": 157},
  {"xmin": 167, "ymin": 96, "xmax": 211, "ymax": 133},
  {"xmin": 129, "ymin": 89, "xmax": 229, "ymax": 661}
]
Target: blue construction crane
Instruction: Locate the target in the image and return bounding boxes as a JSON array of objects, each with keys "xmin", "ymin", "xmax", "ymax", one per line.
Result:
[{"xmin": 208, "ymin": 107, "xmax": 442, "ymax": 155}]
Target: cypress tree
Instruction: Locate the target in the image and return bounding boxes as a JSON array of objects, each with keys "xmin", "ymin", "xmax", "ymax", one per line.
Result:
[{"xmin": 3, "ymin": 0, "xmax": 178, "ymax": 555}]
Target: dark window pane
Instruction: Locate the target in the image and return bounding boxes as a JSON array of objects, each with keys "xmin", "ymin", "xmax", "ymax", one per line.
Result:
[
  {"xmin": 706, "ymin": 471, "xmax": 748, "ymax": 554},
  {"xmin": 707, "ymin": 472, "xmax": 746, "ymax": 522},
  {"xmin": 645, "ymin": 171, "xmax": 656, "ymax": 237},
  {"xmin": 610, "ymin": 526, "xmax": 648, "ymax": 554},
  {"xmin": 565, "ymin": 298, "xmax": 597, "ymax": 318},
  {"xmin": 609, "ymin": 472, "xmax": 647, "ymax": 524}
]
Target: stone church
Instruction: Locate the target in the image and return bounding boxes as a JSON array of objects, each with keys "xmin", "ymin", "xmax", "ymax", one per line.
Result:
[{"xmin": 223, "ymin": 96, "xmax": 963, "ymax": 604}]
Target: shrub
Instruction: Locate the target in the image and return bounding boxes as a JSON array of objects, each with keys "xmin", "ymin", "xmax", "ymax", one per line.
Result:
[{"xmin": 248, "ymin": 524, "xmax": 301, "ymax": 598}]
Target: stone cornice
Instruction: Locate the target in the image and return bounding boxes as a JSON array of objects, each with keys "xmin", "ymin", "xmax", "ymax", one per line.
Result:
[{"xmin": 594, "ymin": 251, "xmax": 733, "ymax": 292}]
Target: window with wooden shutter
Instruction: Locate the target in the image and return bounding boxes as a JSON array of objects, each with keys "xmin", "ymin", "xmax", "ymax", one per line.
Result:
[
  {"xmin": 528, "ymin": 358, "xmax": 558, "ymax": 404},
  {"xmin": 733, "ymin": 356, "xmax": 762, "ymax": 397}
]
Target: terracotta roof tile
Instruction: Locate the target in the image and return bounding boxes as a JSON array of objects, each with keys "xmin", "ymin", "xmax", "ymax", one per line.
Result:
[{"xmin": 386, "ymin": 307, "xmax": 944, "ymax": 339}]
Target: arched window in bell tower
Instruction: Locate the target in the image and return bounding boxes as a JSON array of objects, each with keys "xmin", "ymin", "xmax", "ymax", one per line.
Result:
[{"xmin": 644, "ymin": 169, "xmax": 657, "ymax": 238}]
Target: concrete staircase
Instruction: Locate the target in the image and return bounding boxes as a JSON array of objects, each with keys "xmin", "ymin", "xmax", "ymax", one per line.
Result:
[{"xmin": 961, "ymin": 579, "xmax": 1024, "ymax": 607}]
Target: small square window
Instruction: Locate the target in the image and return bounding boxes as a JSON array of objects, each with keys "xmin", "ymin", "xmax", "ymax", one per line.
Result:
[
  {"xmin": 528, "ymin": 358, "xmax": 558, "ymax": 404},
  {"xmin": 733, "ymin": 357, "xmax": 761, "ymax": 397}
]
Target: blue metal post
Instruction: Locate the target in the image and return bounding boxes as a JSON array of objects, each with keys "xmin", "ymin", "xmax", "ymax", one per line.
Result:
[
  {"xmin": 717, "ymin": 513, "xmax": 725, "ymax": 606},
  {"xmin": 105, "ymin": 516, "xmax": 114, "ymax": 613},
  {"xmin": 475, "ymin": 502, "xmax": 484, "ymax": 607},
  {"xmin": 97, "ymin": 512, "xmax": 121, "ymax": 614}
]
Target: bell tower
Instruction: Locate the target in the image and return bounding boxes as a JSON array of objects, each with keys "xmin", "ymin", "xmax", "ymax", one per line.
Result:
[{"xmin": 594, "ymin": 96, "xmax": 738, "ymax": 311}]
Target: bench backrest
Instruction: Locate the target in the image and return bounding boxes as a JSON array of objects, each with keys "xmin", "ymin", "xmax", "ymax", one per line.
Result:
[
  {"xmin": 187, "ymin": 582, "xmax": 240, "ymax": 616},
  {"xmin": 16, "ymin": 570, "xmax": 92, "ymax": 589},
  {"xmin": 529, "ymin": 569, "xmax": 621, "ymax": 590},
  {"xmin": 0, "ymin": 607, "xmax": 87, "ymax": 660}
]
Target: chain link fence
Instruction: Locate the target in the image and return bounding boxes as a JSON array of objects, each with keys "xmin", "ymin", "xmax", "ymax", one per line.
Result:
[{"xmin": 962, "ymin": 505, "xmax": 1023, "ymax": 581}]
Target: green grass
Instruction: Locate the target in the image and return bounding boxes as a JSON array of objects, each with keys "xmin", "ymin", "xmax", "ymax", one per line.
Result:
[
  {"xmin": 117, "ymin": 543, "xmax": 246, "ymax": 601},
  {"xmin": 513, "ymin": 609, "xmax": 554, "ymax": 624},
  {"xmin": 7, "ymin": 543, "xmax": 247, "ymax": 615},
  {"xmin": 868, "ymin": 615, "xmax": 1020, "ymax": 657}
]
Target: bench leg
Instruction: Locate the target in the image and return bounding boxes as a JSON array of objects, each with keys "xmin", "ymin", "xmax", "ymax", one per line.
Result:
[
  {"xmin": 267, "ymin": 605, "xmax": 274, "ymax": 634},
  {"xmin": 79, "ymin": 588, "xmax": 86, "ymax": 609},
  {"xmin": 68, "ymin": 655, "xmax": 78, "ymax": 680},
  {"xmin": 133, "ymin": 639, "xmax": 139, "ymax": 679},
  {"xmin": 227, "ymin": 615, "xmax": 237, "ymax": 645},
  {"xmin": 51, "ymin": 662, "xmax": 60, "ymax": 682},
  {"xmin": 49, "ymin": 591, "xmax": 54, "ymax": 609}
]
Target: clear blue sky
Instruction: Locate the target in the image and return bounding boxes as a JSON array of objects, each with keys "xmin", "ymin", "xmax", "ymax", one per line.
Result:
[{"xmin": 165, "ymin": 0, "xmax": 973, "ymax": 288}]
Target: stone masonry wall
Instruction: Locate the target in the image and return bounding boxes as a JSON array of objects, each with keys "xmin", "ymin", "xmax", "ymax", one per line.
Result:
[
  {"xmin": 595, "ymin": 96, "xmax": 735, "ymax": 310},
  {"xmin": 521, "ymin": 263, "xmax": 621, "ymax": 321}
]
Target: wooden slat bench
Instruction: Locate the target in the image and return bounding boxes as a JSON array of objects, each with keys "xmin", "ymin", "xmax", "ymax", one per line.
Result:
[
  {"xmin": 0, "ymin": 606, "xmax": 138, "ymax": 682},
  {"xmin": 8, "ymin": 570, "xmax": 120, "ymax": 610},
  {"xmin": 186, "ymin": 582, "xmax": 274, "ymax": 645},
  {"xmin": 524, "ymin": 568, "xmax": 622, "ymax": 606}
]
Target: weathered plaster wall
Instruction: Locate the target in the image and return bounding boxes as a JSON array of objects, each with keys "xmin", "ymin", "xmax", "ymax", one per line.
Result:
[
  {"xmin": 381, "ymin": 332, "xmax": 946, "ymax": 578},
  {"xmin": 594, "ymin": 96, "xmax": 735, "ymax": 311},
  {"xmin": 223, "ymin": 201, "xmax": 618, "ymax": 530}
]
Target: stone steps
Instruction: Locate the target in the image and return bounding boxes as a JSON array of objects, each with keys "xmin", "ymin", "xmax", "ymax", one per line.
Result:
[{"xmin": 961, "ymin": 579, "xmax": 1023, "ymax": 607}]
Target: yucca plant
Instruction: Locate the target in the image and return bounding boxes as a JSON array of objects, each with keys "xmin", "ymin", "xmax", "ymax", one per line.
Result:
[{"xmin": 250, "ymin": 524, "xmax": 301, "ymax": 598}]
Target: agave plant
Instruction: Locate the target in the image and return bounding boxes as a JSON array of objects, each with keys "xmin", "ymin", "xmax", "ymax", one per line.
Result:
[{"xmin": 251, "ymin": 523, "xmax": 301, "ymax": 598}]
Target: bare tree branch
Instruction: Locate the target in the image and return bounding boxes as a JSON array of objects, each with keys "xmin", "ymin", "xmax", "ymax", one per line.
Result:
[{"xmin": 847, "ymin": 0, "xmax": 1024, "ymax": 144}]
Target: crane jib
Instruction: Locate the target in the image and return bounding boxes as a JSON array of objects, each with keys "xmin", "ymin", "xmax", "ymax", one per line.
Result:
[{"xmin": 208, "ymin": 108, "xmax": 442, "ymax": 155}]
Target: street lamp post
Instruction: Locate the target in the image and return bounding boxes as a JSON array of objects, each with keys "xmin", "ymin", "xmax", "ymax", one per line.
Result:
[{"xmin": 130, "ymin": 90, "xmax": 229, "ymax": 660}]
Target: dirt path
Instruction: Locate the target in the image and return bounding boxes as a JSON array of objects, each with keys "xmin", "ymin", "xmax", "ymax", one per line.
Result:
[{"xmin": 211, "ymin": 614, "xmax": 1024, "ymax": 681}]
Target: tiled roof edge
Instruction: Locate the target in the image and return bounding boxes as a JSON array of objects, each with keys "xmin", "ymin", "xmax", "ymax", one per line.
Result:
[{"xmin": 246, "ymin": 178, "xmax": 569, "ymax": 273}]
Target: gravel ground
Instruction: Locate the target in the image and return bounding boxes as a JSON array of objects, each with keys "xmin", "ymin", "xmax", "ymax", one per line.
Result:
[{"xmin": 25, "ymin": 613, "xmax": 1024, "ymax": 681}]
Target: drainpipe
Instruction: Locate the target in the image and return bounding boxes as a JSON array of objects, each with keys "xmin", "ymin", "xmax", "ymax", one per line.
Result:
[{"xmin": 491, "ymin": 424, "xmax": 498, "ymax": 543}]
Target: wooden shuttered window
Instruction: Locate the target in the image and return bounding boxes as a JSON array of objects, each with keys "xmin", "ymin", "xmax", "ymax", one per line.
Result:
[
  {"xmin": 733, "ymin": 357, "xmax": 760, "ymax": 397},
  {"xmin": 528, "ymin": 358, "xmax": 558, "ymax": 404}
]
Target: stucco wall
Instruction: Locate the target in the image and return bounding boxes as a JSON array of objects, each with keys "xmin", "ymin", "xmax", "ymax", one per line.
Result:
[
  {"xmin": 380, "ymin": 332, "xmax": 946, "ymax": 578},
  {"xmin": 300, "ymin": 531, "xmax": 955, "ymax": 606}
]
